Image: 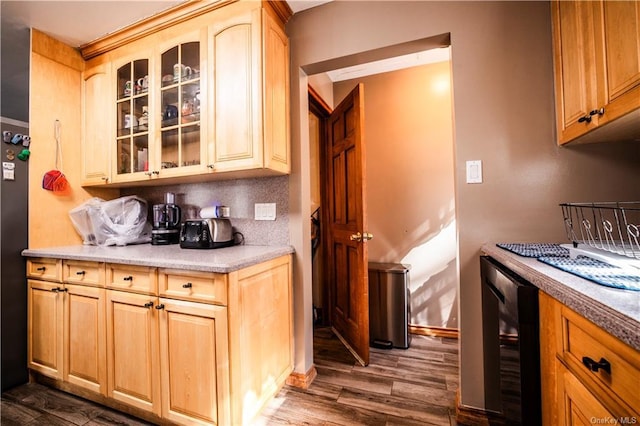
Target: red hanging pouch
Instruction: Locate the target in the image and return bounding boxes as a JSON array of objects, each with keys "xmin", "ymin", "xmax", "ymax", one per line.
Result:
[{"xmin": 42, "ymin": 120, "xmax": 70, "ymax": 194}]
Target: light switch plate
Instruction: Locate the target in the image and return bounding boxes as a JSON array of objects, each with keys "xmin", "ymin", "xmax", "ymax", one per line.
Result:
[
  {"xmin": 466, "ymin": 160, "xmax": 482, "ymax": 184},
  {"xmin": 255, "ymin": 203, "xmax": 276, "ymax": 220}
]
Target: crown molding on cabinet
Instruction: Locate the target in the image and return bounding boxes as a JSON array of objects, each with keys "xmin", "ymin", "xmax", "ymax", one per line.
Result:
[
  {"xmin": 79, "ymin": 0, "xmax": 236, "ymax": 60},
  {"xmin": 79, "ymin": 1, "xmax": 292, "ymax": 60}
]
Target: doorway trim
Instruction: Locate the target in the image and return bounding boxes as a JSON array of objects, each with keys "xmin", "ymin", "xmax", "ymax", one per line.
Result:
[{"xmin": 291, "ymin": 31, "xmax": 455, "ymax": 382}]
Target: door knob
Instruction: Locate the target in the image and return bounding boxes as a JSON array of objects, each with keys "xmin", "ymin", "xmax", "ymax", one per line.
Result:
[{"xmin": 350, "ymin": 232, "xmax": 373, "ymax": 242}]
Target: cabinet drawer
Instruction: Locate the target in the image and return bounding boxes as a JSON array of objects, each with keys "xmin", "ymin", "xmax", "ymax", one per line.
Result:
[
  {"xmin": 27, "ymin": 258, "xmax": 62, "ymax": 281},
  {"xmin": 63, "ymin": 260, "xmax": 105, "ymax": 286},
  {"xmin": 558, "ymin": 305, "xmax": 640, "ymax": 414},
  {"xmin": 106, "ymin": 264, "xmax": 157, "ymax": 295},
  {"xmin": 158, "ymin": 269, "xmax": 227, "ymax": 305}
]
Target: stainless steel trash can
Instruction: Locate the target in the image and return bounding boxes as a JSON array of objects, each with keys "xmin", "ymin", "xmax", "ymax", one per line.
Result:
[{"xmin": 368, "ymin": 262, "xmax": 411, "ymax": 349}]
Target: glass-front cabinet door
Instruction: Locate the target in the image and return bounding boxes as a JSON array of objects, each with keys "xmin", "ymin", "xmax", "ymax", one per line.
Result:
[
  {"xmin": 115, "ymin": 59, "xmax": 150, "ymax": 179},
  {"xmin": 159, "ymin": 41, "xmax": 203, "ymax": 175}
]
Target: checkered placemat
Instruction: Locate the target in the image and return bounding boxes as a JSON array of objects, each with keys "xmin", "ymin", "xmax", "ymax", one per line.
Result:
[
  {"xmin": 538, "ymin": 255, "xmax": 640, "ymax": 291},
  {"xmin": 497, "ymin": 243, "xmax": 570, "ymax": 258}
]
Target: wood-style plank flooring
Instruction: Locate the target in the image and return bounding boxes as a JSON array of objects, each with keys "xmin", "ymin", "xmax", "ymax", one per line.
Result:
[{"xmin": 1, "ymin": 328, "xmax": 459, "ymax": 425}]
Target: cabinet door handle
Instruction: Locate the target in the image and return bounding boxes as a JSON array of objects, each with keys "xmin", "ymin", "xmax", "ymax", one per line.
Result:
[
  {"xmin": 36, "ymin": 266, "xmax": 46, "ymax": 272},
  {"xmin": 577, "ymin": 115, "xmax": 592, "ymax": 124},
  {"xmin": 589, "ymin": 107, "xmax": 605, "ymax": 116},
  {"xmin": 76, "ymin": 271, "xmax": 86, "ymax": 276},
  {"xmin": 582, "ymin": 356, "xmax": 611, "ymax": 375},
  {"xmin": 144, "ymin": 302, "xmax": 154, "ymax": 309},
  {"xmin": 207, "ymin": 164, "xmax": 215, "ymax": 170},
  {"xmin": 123, "ymin": 276, "xmax": 133, "ymax": 281},
  {"xmin": 51, "ymin": 287, "xmax": 60, "ymax": 293},
  {"xmin": 155, "ymin": 304, "xmax": 165, "ymax": 310},
  {"xmin": 182, "ymin": 282, "xmax": 193, "ymax": 288}
]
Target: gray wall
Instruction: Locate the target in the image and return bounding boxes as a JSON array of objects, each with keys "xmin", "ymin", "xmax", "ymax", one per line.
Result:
[
  {"xmin": 1, "ymin": 6, "xmax": 31, "ymax": 390},
  {"xmin": 286, "ymin": 1, "xmax": 640, "ymax": 411}
]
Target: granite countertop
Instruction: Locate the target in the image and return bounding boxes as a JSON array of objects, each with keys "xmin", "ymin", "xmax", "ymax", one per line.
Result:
[
  {"xmin": 482, "ymin": 243, "xmax": 640, "ymax": 351},
  {"xmin": 22, "ymin": 244, "xmax": 295, "ymax": 274}
]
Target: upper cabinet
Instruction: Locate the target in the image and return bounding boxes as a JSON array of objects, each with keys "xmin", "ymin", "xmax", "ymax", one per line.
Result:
[
  {"xmin": 551, "ymin": 0, "xmax": 640, "ymax": 145},
  {"xmin": 112, "ymin": 56, "xmax": 152, "ymax": 182},
  {"xmin": 208, "ymin": 5, "xmax": 289, "ymax": 174},
  {"xmin": 82, "ymin": 62, "xmax": 112, "ymax": 184},
  {"xmin": 81, "ymin": 1, "xmax": 291, "ymax": 187}
]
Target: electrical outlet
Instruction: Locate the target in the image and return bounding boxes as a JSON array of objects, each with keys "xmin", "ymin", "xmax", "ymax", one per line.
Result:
[{"xmin": 255, "ymin": 203, "xmax": 276, "ymax": 220}]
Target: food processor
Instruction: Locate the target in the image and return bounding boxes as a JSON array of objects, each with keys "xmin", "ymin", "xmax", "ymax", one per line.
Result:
[{"xmin": 151, "ymin": 192, "xmax": 181, "ymax": 245}]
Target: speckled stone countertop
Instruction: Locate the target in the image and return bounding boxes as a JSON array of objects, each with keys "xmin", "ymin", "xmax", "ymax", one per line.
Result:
[
  {"xmin": 482, "ymin": 243, "xmax": 640, "ymax": 351},
  {"xmin": 22, "ymin": 244, "xmax": 294, "ymax": 274}
]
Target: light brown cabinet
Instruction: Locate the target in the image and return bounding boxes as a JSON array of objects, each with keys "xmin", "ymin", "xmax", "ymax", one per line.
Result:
[
  {"xmin": 105, "ymin": 287, "xmax": 231, "ymax": 424},
  {"xmin": 158, "ymin": 298, "xmax": 229, "ymax": 425},
  {"xmin": 27, "ymin": 254, "xmax": 292, "ymax": 426},
  {"xmin": 551, "ymin": 0, "xmax": 640, "ymax": 144},
  {"xmin": 539, "ymin": 292, "xmax": 640, "ymax": 425},
  {"xmin": 82, "ymin": 62, "xmax": 112, "ymax": 184},
  {"xmin": 27, "ymin": 260, "xmax": 107, "ymax": 395},
  {"xmin": 80, "ymin": 1, "xmax": 290, "ymax": 187},
  {"xmin": 105, "ymin": 289, "xmax": 160, "ymax": 414},
  {"xmin": 208, "ymin": 4, "xmax": 290, "ymax": 175}
]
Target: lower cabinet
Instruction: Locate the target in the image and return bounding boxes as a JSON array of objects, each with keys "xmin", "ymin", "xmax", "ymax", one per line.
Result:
[
  {"xmin": 28, "ymin": 280, "xmax": 64, "ymax": 380},
  {"xmin": 557, "ymin": 364, "xmax": 615, "ymax": 425},
  {"xmin": 539, "ymin": 292, "xmax": 640, "ymax": 425},
  {"xmin": 27, "ymin": 254, "xmax": 292, "ymax": 426},
  {"xmin": 105, "ymin": 290, "xmax": 160, "ymax": 414},
  {"xmin": 159, "ymin": 298, "xmax": 229, "ymax": 426},
  {"xmin": 105, "ymin": 291, "xmax": 230, "ymax": 424},
  {"xmin": 28, "ymin": 280, "xmax": 106, "ymax": 395}
]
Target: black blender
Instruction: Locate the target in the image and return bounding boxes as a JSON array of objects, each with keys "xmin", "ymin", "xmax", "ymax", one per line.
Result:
[{"xmin": 151, "ymin": 192, "xmax": 181, "ymax": 245}]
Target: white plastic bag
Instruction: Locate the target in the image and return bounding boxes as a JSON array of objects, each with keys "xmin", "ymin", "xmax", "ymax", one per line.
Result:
[{"xmin": 69, "ymin": 196, "xmax": 152, "ymax": 246}]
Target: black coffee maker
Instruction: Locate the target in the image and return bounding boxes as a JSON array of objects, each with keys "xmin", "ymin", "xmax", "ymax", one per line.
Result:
[{"xmin": 151, "ymin": 192, "xmax": 181, "ymax": 245}]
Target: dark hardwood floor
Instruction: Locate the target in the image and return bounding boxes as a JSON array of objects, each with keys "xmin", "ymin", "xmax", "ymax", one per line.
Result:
[{"xmin": 1, "ymin": 328, "xmax": 459, "ymax": 425}]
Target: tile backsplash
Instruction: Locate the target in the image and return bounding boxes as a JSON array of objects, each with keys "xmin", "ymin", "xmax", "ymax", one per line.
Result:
[{"xmin": 122, "ymin": 175, "xmax": 289, "ymax": 246}]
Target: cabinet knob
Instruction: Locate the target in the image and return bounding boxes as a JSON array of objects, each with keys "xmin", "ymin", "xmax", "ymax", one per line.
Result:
[
  {"xmin": 577, "ymin": 115, "xmax": 592, "ymax": 124},
  {"xmin": 144, "ymin": 301, "xmax": 154, "ymax": 309},
  {"xmin": 144, "ymin": 171, "xmax": 153, "ymax": 177},
  {"xmin": 101, "ymin": 177, "xmax": 109, "ymax": 182},
  {"xmin": 76, "ymin": 271, "xmax": 86, "ymax": 276},
  {"xmin": 182, "ymin": 282, "xmax": 193, "ymax": 288},
  {"xmin": 589, "ymin": 107, "xmax": 605, "ymax": 116},
  {"xmin": 582, "ymin": 356, "xmax": 611, "ymax": 375},
  {"xmin": 207, "ymin": 164, "xmax": 215, "ymax": 170},
  {"xmin": 36, "ymin": 266, "xmax": 46, "ymax": 272},
  {"xmin": 51, "ymin": 287, "xmax": 60, "ymax": 293},
  {"xmin": 155, "ymin": 304, "xmax": 165, "ymax": 310},
  {"xmin": 153, "ymin": 170, "xmax": 160, "ymax": 175},
  {"xmin": 123, "ymin": 276, "xmax": 133, "ymax": 281}
]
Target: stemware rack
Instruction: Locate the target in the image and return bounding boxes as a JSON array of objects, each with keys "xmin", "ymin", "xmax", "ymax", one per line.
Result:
[{"xmin": 561, "ymin": 202, "xmax": 640, "ymax": 260}]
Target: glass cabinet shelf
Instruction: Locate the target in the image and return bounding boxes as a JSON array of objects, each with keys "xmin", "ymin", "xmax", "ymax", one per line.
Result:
[
  {"xmin": 160, "ymin": 41, "xmax": 201, "ymax": 171},
  {"xmin": 116, "ymin": 59, "xmax": 149, "ymax": 176}
]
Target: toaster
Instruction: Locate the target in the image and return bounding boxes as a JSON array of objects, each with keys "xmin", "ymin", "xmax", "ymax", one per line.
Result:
[{"xmin": 179, "ymin": 218, "xmax": 234, "ymax": 249}]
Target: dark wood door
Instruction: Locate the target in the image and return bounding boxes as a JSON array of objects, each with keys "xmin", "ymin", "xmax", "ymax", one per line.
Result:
[{"xmin": 326, "ymin": 83, "xmax": 370, "ymax": 366}]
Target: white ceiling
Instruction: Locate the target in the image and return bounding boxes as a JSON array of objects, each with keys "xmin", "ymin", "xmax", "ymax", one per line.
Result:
[{"xmin": 1, "ymin": 0, "xmax": 331, "ymax": 48}]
